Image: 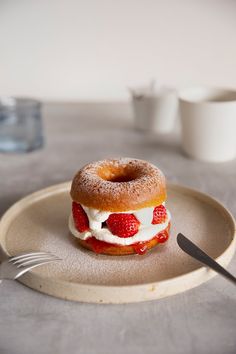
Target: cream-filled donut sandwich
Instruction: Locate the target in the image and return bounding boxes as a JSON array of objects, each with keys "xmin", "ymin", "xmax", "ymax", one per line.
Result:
[{"xmin": 69, "ymin": 158, "xmax": 171, "ymax": 255}]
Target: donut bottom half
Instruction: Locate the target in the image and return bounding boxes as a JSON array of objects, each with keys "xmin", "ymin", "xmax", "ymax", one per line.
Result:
[{"xmin": 75, "ymin": 223, "xmax": 170, "ymax": 256}]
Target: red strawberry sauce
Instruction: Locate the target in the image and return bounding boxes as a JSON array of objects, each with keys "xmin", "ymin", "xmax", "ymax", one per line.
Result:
[{"xmin": 85, "ymin": 227, "xmax": 169, "ymax": 255}]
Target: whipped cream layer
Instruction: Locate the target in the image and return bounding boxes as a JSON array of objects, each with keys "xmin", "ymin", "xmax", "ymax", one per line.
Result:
[{"xmin": 69, "ymin": 204, "xmax": 171, "ymax": 246}]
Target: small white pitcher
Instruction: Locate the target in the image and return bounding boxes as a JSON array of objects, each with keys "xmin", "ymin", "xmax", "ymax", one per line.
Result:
[{"xmin": 130, "ymin": 84, "xmax": 178, "ymax": 134}]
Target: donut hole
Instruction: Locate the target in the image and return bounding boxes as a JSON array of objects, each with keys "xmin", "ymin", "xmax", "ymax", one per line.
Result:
[
  {"xmin": 108, "ymin": 175, "xmax": 135, "ymax": 182},
  {"xmin": 98, "ymin": 165, "xmax": 138, "ymax": 183}
]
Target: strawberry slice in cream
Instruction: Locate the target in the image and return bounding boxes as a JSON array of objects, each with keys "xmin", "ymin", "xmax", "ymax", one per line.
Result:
[{"xmin": 69, "ymin": 203, "xmax": 171, "ymax": 247}]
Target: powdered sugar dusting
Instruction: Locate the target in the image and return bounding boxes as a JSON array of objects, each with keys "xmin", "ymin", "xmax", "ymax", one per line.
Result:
[{"xmin": 71, "ymin": 158, "xmax": 166, "ymax": 211}]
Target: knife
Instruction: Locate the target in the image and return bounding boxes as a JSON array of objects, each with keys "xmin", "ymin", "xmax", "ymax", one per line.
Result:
[{"xmin": 177, "ymin": 233, "xmax": 236, "ymax": 285}]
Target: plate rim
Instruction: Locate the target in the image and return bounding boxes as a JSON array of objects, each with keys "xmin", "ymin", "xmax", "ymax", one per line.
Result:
[{"xmin": 0, "ymin": 181, "xmax": 235, "ymax": 303}]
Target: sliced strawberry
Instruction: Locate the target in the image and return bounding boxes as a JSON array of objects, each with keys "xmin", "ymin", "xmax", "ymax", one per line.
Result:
[
  {"xmin": 106, "ymin": 213, "xmax": 140, "ymax": 238},
  {"xmin": 72, "ymin": 202, "xmax": 89, "ymax": 232},
  {"xmin": 152, "ymin": 205, "xmax": 167, "ymax": 224}
]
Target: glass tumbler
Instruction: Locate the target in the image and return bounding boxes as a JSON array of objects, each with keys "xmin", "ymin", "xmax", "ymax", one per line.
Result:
[{"xmin": 0, "ymin": 97, "xmax": 44, "ymax": 153}]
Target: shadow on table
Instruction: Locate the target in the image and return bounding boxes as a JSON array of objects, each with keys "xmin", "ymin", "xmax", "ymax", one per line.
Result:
[{"xmin": 139, "ymin": 134, "xmax": 183, "ymax": 158}]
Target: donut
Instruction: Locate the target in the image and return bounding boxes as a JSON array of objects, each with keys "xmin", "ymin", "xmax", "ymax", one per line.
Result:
[
  {"xmin": 69, "ymin": 158, "xmax": 171, "ymax": 255},
  {"xmin": 71, "ymin": 158, "xmax": 166, "ymax": 211}
]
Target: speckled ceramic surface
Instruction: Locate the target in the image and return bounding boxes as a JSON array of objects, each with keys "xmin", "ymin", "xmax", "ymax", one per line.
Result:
[{"xmin": 0, "ymin": 182, "xmax": 235, "ymax": 303}]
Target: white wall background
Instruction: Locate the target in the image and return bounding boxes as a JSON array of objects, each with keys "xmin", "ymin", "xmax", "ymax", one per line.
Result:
[{"xmin": 0, "ymin": 0, "xmax": 236, "ymax": 101}]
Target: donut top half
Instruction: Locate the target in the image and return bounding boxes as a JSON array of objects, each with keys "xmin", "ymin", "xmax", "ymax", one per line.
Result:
[{"xmin": 70, "ymin": 158, "xmax": 166, "ymax": 212}]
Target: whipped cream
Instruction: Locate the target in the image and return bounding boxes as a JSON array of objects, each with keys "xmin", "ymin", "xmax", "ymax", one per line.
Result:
[{"xmin": 69, "ymin": 204, "xmax": 171, "ymax": 246}]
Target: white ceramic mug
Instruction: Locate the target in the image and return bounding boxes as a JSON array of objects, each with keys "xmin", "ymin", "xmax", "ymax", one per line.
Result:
[{"xmin": 179, "ymin": 87, "xmax": 236, "ymax": 162}]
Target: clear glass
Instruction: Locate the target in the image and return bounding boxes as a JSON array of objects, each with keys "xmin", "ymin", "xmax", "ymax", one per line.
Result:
[{"xmin": 0, "ymin": 97, "xmax": 44, "ymax": 153}]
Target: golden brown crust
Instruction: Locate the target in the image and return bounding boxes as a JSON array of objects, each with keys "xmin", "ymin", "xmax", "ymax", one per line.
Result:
[
  {"xmin": 70, "ymin": 158, "xmax": 166, "ymax": 212},
  {"xmin": 76, "ymin": 224, "xmax": 170, "ymax": 255}
]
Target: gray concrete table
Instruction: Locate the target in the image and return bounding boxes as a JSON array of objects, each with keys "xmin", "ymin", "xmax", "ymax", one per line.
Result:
[{"xmin": 0, "ymin": 102, "xmax": 236, "ymax": 354}]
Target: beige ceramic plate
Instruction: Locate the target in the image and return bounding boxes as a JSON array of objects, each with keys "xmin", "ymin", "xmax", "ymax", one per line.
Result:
[{"xmin": 0, "ymin": 182, "xmax": 235, "ymax": 303}]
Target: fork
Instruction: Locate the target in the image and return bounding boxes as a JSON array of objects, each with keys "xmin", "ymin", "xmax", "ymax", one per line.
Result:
[{"xmin": 0, "ymin": 251, "xmax": 61, "ymax": 282}]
